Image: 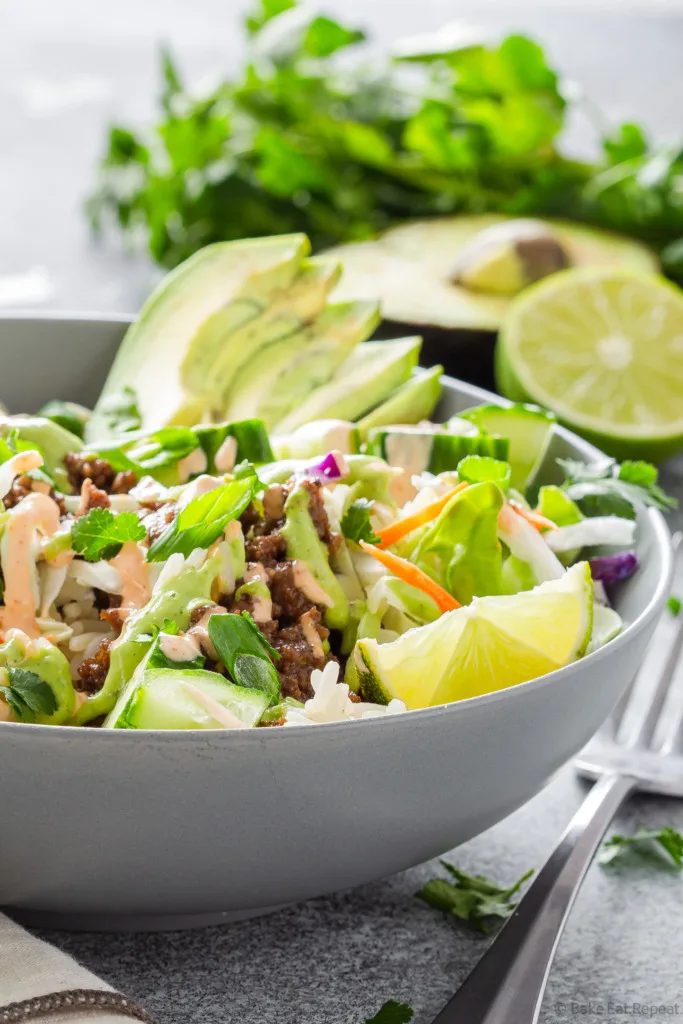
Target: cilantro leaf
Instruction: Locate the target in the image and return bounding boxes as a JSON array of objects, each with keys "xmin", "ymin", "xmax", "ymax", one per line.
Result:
[
  {"xmin": 416, "ymin": 862, "xmax": 533, "ymax": 934},
  {"xmin": 0, "ymin": 667, "xmax": 58, "ymax": 722},
  {"xmin": 599, "ymin": 827, "xmax": 683, "ymax": 869},
  {"xmin": 71, "ymin": 508, "xmax": 147, "ymax": 562},
  {"xmin": 341, "ymin": 498, "xmax": 380, "ymax": 545},
  {"xmin": 557, "ymin": 457, "xmax": 677, "ymax": 515},
  {"xmin": 147, "ymin": 471, "xmax": 258, "ymax": 562},
  {"xmin": 364, "ymin": 1002, "xmax": 414, "ymax": 1024},
  {"xmin": 208, "ymin": 612, "xmax": 280, "ymax": 704},
  {"xmin": 97, "ymin": 386, "xmax": 142, "ymax": 435},
  {"xmin": 668, "ymin": 595, "xmax": 682, "ymax": 616}
]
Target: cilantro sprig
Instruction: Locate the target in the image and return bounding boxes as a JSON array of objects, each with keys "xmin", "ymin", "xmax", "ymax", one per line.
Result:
[
  {"xmin": 147, "ymin": 470, "xmax": 258, "ymax": 562},
  {"xmin": 88, "ymin": 0, "xmax": 683, "ymax": 284},
  {"xmin": 364, "ymin": 1002, "xmax": 413, "ymax": 1024},
  {"xmin": 417, "ymin": 862, "xmax": 533, "ymax": 935},
  {"xmin": 557, "ymin": 457, "xmax": 677, "ymax": 517},
  {"xmin": 341, "ymin": 498, "xmax": 380, "ymax": 545},
  {"xmin": 0, "ymin": 668, "xmax": 58, "ymax": 722},
  {"xmin": 71, "ymin": 508, "xmax": 147, "ymax": 562},
  {"xmin": 599, "ymin": 826, "xmax": 683, "ymax": 869}
]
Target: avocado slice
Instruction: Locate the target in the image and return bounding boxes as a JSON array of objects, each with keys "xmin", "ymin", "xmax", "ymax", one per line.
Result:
[
  {"xmin": 274, "ymin": 337, "xmax": 422, "ymax": 433},
  {"xmin": 281, "ymin": 482, "xmax": 349, "ymax": 630},
  {"xmin": 191, "ymin": 256, "xmax": 342, "ymax": 410},
  {"xmin": 327, "ymin": 215, "xmax": 659, "ymax": 332},
  {"xmin": 224, "ymin": 300, "xmax": 379, "ymax": 428},
  {"xmin": 90, "ymin": 234, "xmax": 310, "ymax": 438},
  {"xmin": 356, "ymin": 366, "xmax": 443, "ymax": 440}
]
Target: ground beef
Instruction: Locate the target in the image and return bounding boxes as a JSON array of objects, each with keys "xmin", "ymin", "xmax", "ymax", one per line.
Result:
[
  {"xmin": 64, "ymin": 453, "xmax": 136, "ymax": 495},
  {"xmin": 76, "ymin": 637, "xmax": 112, "ymax": 694},
  {"xmin": 300, "ymin": 478, "xmax": 332, "ymax": 543},
  {"xmin": 112, "ymin": 470, "xmax": 137, "ymax": 494},
  {"xmin": 138, "ymin": 501, "xmax": 177, "ymax": 543},
  {"xmin": 259, "ymin": 717, "xmax": 286, "ymax": 728},
  {"xmin": 239, "ymin": 502, "xmax": 261, "ymax": 533},
  {"xmin": 270, "ymin": 562, "xmax": 316, "ymax": 623},
  {"xmin": 2, "ymin": 475, "xmax": 66, "ymax": 515},
  {"xmin": 270, "ymin": 609, "xmax": 329, "ymax": 702},
  {"xmin": 100, "ymin": 606, "xmax": 128, "ymax": 633},
  {"xmin": 245, "ymin": 531, "xmax": 286, "ymax": 567},
  {"xmin": 76, "ymin": 478, "xmax": 111, "ymax": 514}
]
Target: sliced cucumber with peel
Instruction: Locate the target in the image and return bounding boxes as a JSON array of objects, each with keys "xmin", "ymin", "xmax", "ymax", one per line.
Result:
[
  {"xmin": 112, "ymin": 668, "xmax": 271, "ymax": 730},
  {"xmin": 459, "ymin": 403, "xmax": 556, "ymax": 491},
  {"xmin": 367, "ymin": 426, "xmax": 509, "ymax": 475}
]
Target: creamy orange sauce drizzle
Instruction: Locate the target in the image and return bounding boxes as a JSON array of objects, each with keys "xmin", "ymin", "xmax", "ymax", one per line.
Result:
[
  {"xmin": 292, "ymin": 560, "xmax": 332, "ymax": 607},
  {"xmin": 187, "ymin": 605, "xmax": 227, "ymax": 660},
  {"xmin": 301, "ymin": 613, "xmax": 324, "ymax": 658},
  {"xmin": 244, "ymin": 563, "xmax": 272, "ymax": 623},
  {"xmin": 159, "ymin": 633, "xmax": 202, "ymax": 662},
  {"xmin": 0, "ymin": 493, "xmax": 61, "ymax": 638},
  {"xmin": 111, "ymin": 542, "xmax": 151, "ymax": 612}
]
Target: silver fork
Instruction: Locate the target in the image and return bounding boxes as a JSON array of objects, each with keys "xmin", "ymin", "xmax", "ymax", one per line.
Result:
[{"xmin": 431, "ymin": 535, "xmax": 683, "ymax": 1024}]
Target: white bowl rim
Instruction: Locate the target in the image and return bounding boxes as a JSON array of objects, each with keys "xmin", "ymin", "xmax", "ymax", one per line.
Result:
[{"xmin": 0, "ymin": 321, "xmax": 673, "ymax": 742}]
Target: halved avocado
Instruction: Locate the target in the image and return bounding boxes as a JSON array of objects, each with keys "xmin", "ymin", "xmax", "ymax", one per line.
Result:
[{"xmin": 328, "ymin": 215, "xmax": 659, "ymax": 332}]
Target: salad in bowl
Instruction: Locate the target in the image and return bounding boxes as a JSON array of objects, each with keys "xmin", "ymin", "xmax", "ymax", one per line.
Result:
[{"xmin": 0, "ymin": 236, "xmax": 673, "ymax": 734}]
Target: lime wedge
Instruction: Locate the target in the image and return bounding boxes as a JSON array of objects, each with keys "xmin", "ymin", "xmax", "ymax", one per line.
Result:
[
  {"xmin": 496, "ymin": 268, "xmax": 683, "ymax": 461},
  {"xmin": 356, "ymin": 562, "xmax": 593, "ymax": 709}
]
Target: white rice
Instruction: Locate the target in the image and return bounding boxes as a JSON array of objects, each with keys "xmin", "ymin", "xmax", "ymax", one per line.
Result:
[{"xmin": 284, "ymin": 662, "xmax": 407, "ymax": 726}]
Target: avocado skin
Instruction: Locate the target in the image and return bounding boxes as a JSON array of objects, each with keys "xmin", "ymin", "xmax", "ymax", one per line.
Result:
[{"xmin": 281, "ymin": 483, "xmax": 349, "ymax": 631}]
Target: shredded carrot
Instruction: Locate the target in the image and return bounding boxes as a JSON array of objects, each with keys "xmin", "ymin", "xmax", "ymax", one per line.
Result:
[
  {"xmin": 359, "ymin": 541, "xmax": 461, "ymax": 612},
  {"xmin": 375, "ymin": 482, "xmax": 469, "ymax": 549},
  {"xmin": 509, "ymin": 501, "xmax": 559, "ymax": 533}
]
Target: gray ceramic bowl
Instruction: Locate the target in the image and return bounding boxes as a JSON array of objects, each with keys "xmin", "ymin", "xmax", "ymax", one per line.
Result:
[{"xmin": 0, "ymin": 315, "xmax": 673, "ymax": 931}]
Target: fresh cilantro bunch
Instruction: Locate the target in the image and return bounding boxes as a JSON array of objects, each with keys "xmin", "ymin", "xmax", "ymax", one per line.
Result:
[
  {"xmin": 87, "ymin": 0, "xmax": 683, "ymax": 278},
  {"xmin": 557, "ymin": 457, "xmax": 677, "ymax": 518}
]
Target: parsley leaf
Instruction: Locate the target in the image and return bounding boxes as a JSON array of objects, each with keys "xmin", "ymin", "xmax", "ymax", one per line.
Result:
[
  {"xmin": 364, "ymin": 1002, "xmax": 414, "ymax": 1024},
  {"xmin": 71, "ymin": 508, "xmax": 147, "ymax": 562},
  {"xmin": 0, "ymin": 667, "xmax": 58, "ymax": 722},
  {"xmin": 147, "ymin": 471, "xmax": 258, "ymax": 562},
  {"xmin": 208, "ymin": 612, "xmax": 280, "ymax": 704},
  {"xmin": 557, "ymin": 457, "xmax": 677, "ymax": 516},
  {"xmin": 668, "ymin": 595, "xmax": 682, "ymax": 616},
  {"xmin": 417, "ymin": 862, "xmax": 533, "ymax": 934},
  {"xmin": 599, "ymin": 827, "xmax": 683, "ymax": 869},
  {"xmin": 341, "ymin": 498, "xmax": 381, "ymax": 545}
]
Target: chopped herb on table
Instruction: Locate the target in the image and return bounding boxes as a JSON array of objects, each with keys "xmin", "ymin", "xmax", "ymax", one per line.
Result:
[
  {"xmin": 599, "ymin": 827, "xmax": 683, "ymax": 869},
  {"xmin": 668, "ymin": 596, "xmax": 682, "ymax": 617},
  {"xmin": 364, "ymin": 1001, "xmax": 414, "ymax": 1024},
  {"xmin": 416, "ymin": 862, "xmax": 534, "ymax": 935}
]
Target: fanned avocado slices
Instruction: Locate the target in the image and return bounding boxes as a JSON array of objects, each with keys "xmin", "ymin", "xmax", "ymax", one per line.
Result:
[{"xmin": 327, "ymin": 215, "xmax": 659, "ymax": 332}]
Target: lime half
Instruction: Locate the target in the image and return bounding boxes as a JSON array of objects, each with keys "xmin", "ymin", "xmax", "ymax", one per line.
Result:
[
  {"xmin": 496, "ymin": 268, "xmax": 683, "ymax": 461},
  {"xmin": 356, "ymin": 561, "xmax": 593, "ymax": 709}
]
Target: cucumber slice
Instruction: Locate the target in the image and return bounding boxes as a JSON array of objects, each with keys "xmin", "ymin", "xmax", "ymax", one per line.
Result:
[
  {"xmin": 272, "ymin": 420, "xmax": 361, "ymax": 459},
  {"xmin": 459, "ymin": 403, "xmax": 556, "ymax": 491},
  {"xmin": 112, "ymin": 668, "xmax": 271, "ymax": 730},
  {"xmin": 367, "ymin": 427, "xmax": 509, "ymax": 474}
]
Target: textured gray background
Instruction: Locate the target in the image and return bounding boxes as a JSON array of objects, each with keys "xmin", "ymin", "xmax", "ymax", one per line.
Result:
[{"xmin": 3, "ymin": 1, "xmax": 683, "ymax": 1021}]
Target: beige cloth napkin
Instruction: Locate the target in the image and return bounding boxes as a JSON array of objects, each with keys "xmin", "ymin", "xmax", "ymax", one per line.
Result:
[{"xmin": 0, "ymin": 913, "xmax": 153, "ymax": 1023}]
